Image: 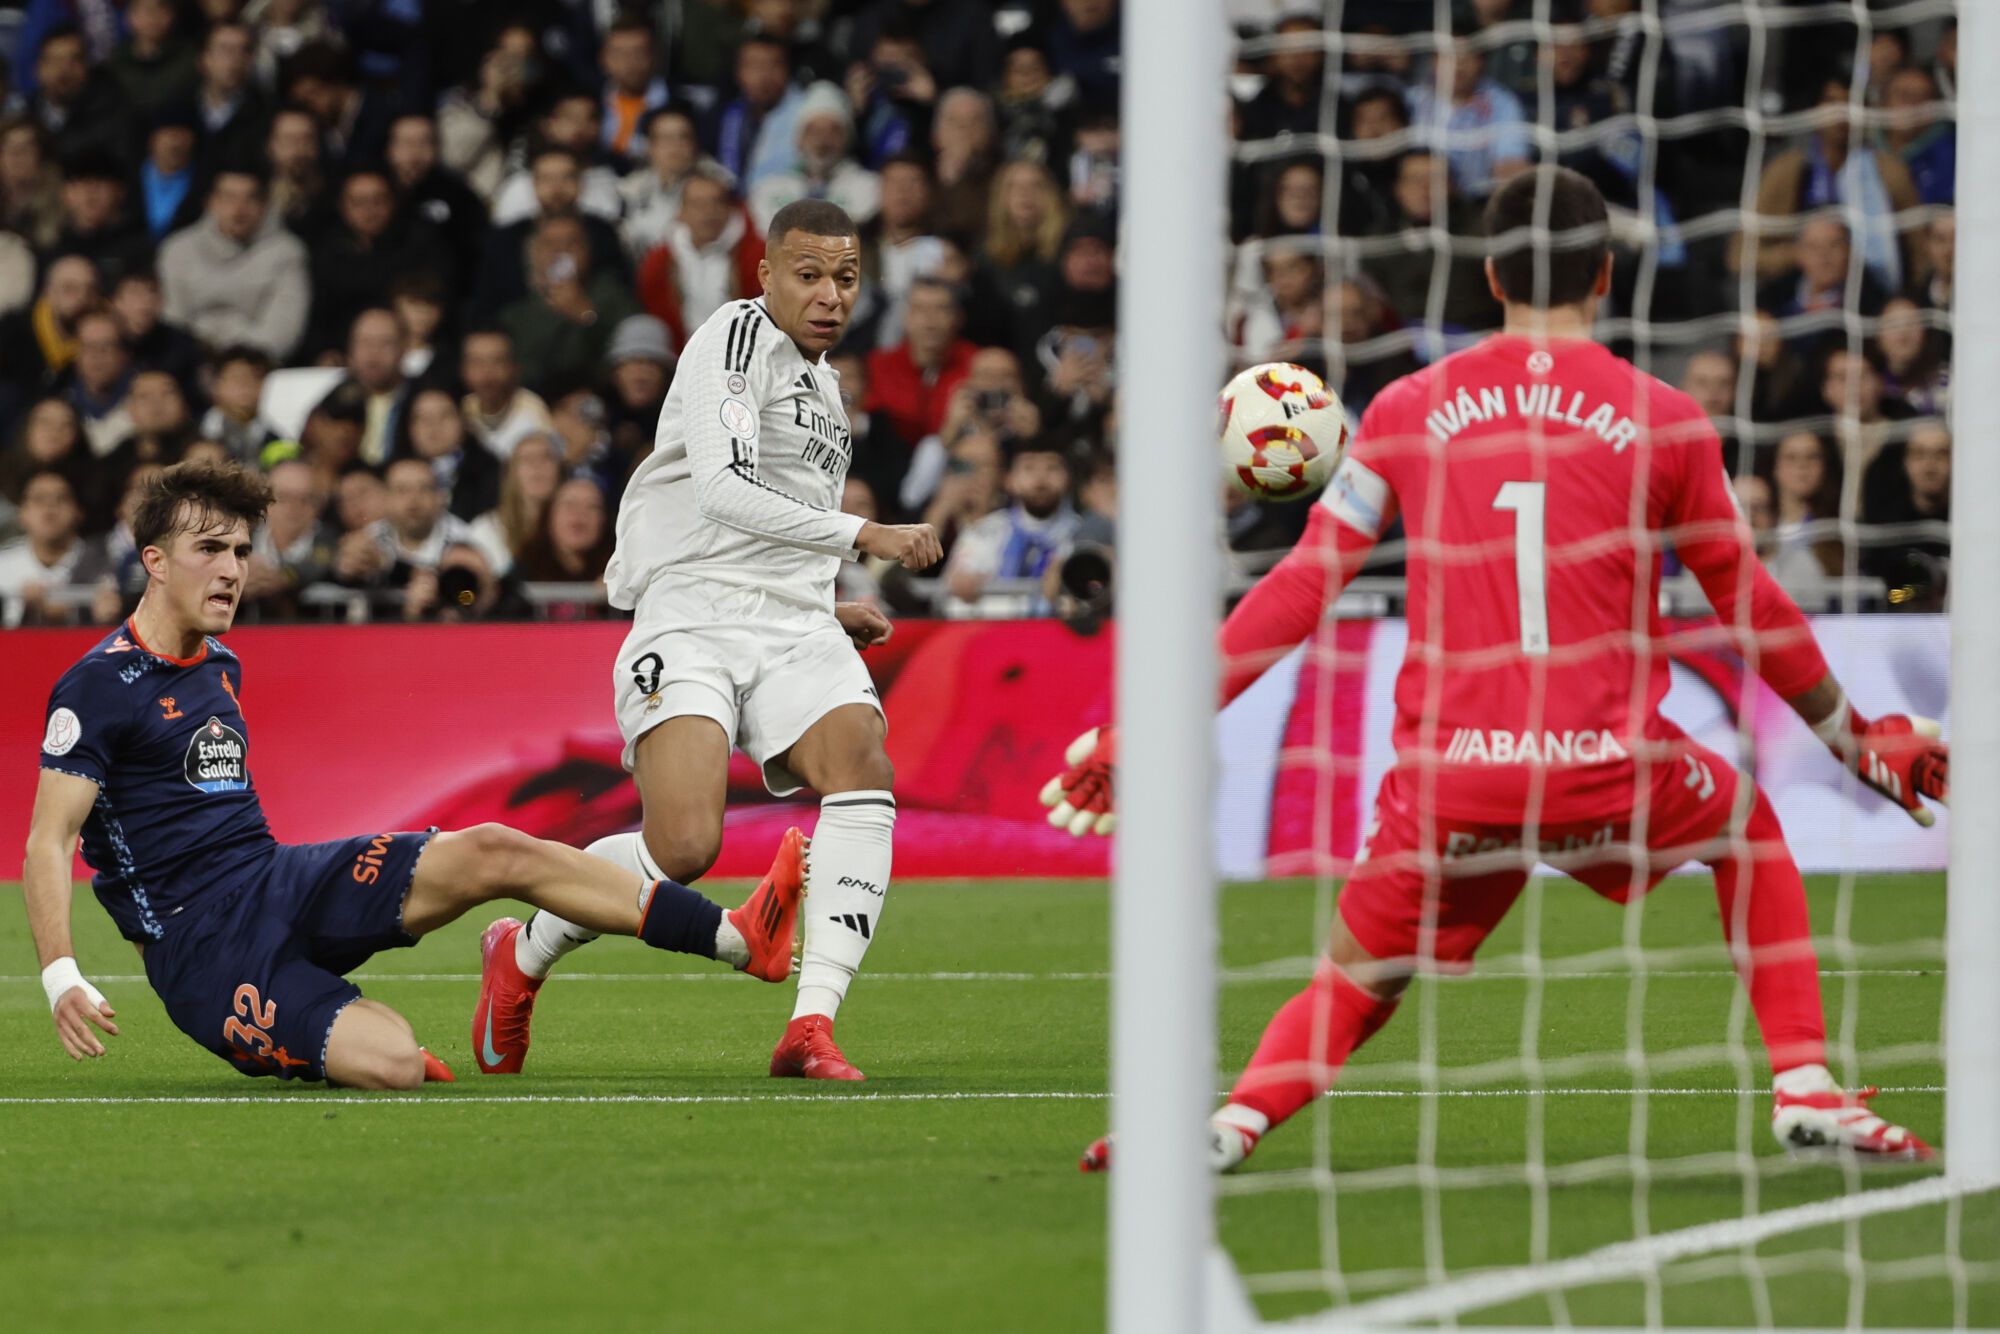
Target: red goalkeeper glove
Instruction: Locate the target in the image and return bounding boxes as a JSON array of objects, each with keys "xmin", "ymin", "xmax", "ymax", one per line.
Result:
[
  {"xmin": 1818, "ymin": 704, "xmax": 1950, "ymax": 828},
  {"xmin": 1039, "ymin": 726, "xmax": 1116, "ymax": 837}
]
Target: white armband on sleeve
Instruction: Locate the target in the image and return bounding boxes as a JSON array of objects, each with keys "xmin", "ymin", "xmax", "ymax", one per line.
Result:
[
  {"xmin": 1317, "ymin": 456, "xmax": 1391, "ymax": 538},
  {"xmin": 42, "ymin": 956, "xmax": 105, "ymax": 1012}
]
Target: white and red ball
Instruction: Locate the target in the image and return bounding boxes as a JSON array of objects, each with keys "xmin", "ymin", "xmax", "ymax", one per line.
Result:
[{"xmin": 1216, "ymin": 362, "xmax": 1349, "ymax": 501}]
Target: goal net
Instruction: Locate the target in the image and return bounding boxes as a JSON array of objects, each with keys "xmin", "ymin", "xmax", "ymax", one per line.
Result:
[{"xmin": 1114, "ymin": 0, "xmax": 1994, "ymax": 1329}]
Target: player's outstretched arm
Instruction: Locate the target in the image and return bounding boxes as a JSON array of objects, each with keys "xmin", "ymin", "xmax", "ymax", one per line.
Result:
[
  {"xmin": 1042, "ymin": 483, "xmax": 1387, "ymax": 836},
  {"xmin": 1669, "ymin": 433, "xmax": 1948, "ymax": 826},
  {"xmin": 22, "ymin": 769, "xmax": 120, "ymax": 1059}
]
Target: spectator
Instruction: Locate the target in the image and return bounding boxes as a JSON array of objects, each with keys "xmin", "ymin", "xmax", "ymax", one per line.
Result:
[
  {"xmin": 929, "ymin": 87, "xmax": 996, "ymax": 249},
  {"xmin": 1862, "ymin": 418, "xmax": 1949, "ymax": 608},
  {"xmin": 344, "ymin": 306, "xmax": 410, "ymax": 466},
  {"xmin": 193, "ymin": 19, "xmax": 267, "ymax": 171},
  {"xmin": 334, "ymin": 454, "xmax": 474, "ymax": 588},
  {"xmin": 436, "ymin": 22, "xmax": 543, "ymax": 202},
  {"xmin": 965, "ymin": 159, "xmax": 1066, "ymax": 354},
  {"xmin": 158, "ymin": 165, "xmax": 311, "ymax": 361},
  {"xmin": 1733, "ymin": 309, "xmax": 1814, "ymax": 424},
  {"xmin": 826, "ymin": 345, "xmax": 912, "ymax": 520},
  {"xmin": 99, "ymin": 460, "xmax": 165, "ymax": 617},
  {"xmin": 0, "ymin": 116, "xmax": 64, "ymax": 249},
  {"xmin": 0, "ymin": 254, "xmax": 98, "ymax": 408},
  {"xmin": 401, "ymin": 539, "xmax": 517, "ymax": 622},
  {"xmin": 598, "ymin": 12, "xmax": 668, "ymax": 171},
  {"xmin": 111, "ymin": 267, "xmax": 204, "ymax": 394},
  {"xmin": 468, "ymin": 429, "xmax": 562, "ymax": 576},
  {"xmin": 1238, "ymin": 12, "xmax": 1323, "ymax": 143},
  {"xmin": 490, "ymin": 86, "xmax": 624, "ymax": 227},
  {"xmin": 899, "ymin": 344, "xmax": 1042, "ymax": 513},
  {"xmin": 137, "ymin": 104, "xmax": 203, "ymax": 241},
  {"xmin": 0, "ymin": 468, "xmax": 109, "ymax": 626},
  {"xmin": 710, "ymin": 34, "xmax": 805, "ymax": 191},
  {"xmin": 847, "ymin": 0, "xmax": 999, "ymax": 95},
  {"xmin": 742, "ymin": 0, "xmax": 841, "ymax": 87},
  {"xmin": 1232, "ymin": 242, "xmax": 1323, "ymax": 367},
  {"xmin": 1770, "ymin": 429, "xmax": 1845, "ymax": 580},
  {"xmin": 93, "ymin": 367, "xmax": 194, "ymax": 521},
  {"xmin": 27, "ymin": 26, "xmax": 124, "ymax": 164},
  {"xmin": 619, "ymin": 106, "xmax": 719, "ymax": 259},
  {"xmin": 1875, "ymin": 64, "xmax": 1952, "ymax": 207},
  {"xmin": 306, "ymin": 164, "xmax": 451, "ymax": 355},
  {"xmin": 994, "ymin": 34, "xmax": 1074, "ymax": 167},
  {"xmin": 0, "ymin": 399, "xmax": 91, "ymax": 529},
  {"xmin": 63, "ymin": 306, "xmax": 135, "ymax": 456},
  {"xmin": 1033, "ymin": 287, "xmax": 1117, "ymax": 430},
  {"xmin": 919, "ymin": 422, "xmax": 1004, "ymax": 557},
  {"xmin": 868, "ymin": 274, "xmax": 976, "ymax": 446},
  {"xmin": 1254, "ymin": 158, "xmax": 1323, "ymax": 239},
  {"xmin": 104, "ymin": 0, "xmax": 198, "ymax": 123},
  {"xmin": 635, "ymin": 167, "xmax": 763, "ymax": 352},
  {"xmin": 1331, "ymin": 275, "xmax": 1419, "ymax": 415},
  {"xmin": 283, "ymin": 40, "xmax": 393, "ymax": 173},
  {"xmin": 198, "ymin": 344, "xmax": 279, "ymax": 464},
  {"xmin": 512, "ymin": 474, "xmax": 613, "ymax": 586},
  {"xmin": 243, "ymin": 455, "xmax": 334, "ymax": 616},
  {"xmin": 1823, "ymin": 344, "xmax": 1912, "ymax": 520},
  {"xmin": 1678, "ymin": 347, "xmax": 1741, "ymax": 462},
  {"xmin": 1741, "ymin": 77, "xmax": 1920, "ymax": 290},
  {"xmin": 1876, "ymin": 296, "xmax": 1948, "ymax": 417},
  {"xmin": 385, "ymin": 111, "xmax": 489, "ymax": 273},
  {"xmin": 943, "ymin": 438, "xmax": 1079, "ymax": 609},
  {"xmin": 1360, "ymin": 150, "xmax": 1499, "ymax": 333},
  {"xmin": 264, "ymin": 103, "xmax": 330, "ymax": 237},
  {"xmin": 501, "ymin": 214, "xmax": 642, "ymax": 396},
  {"xmin": 1758, "ymin": 213, "xmax": 1889, "ymax": 355},
  {"xmin": 397, "ymin": 385, "xmax": 499, "ymax": 521},
  {"xmin": 600, "ymin": 314, "xmax": 672, "ymax": 493},
  {"xmin": 837, "ymin": 474, "xmax": 886, "ymax": 607},
  {"xmin": 856, "ymin": 152, "xmax": 945, "ymax": 348},
  {"xmin": 1066, "ymin": 105, "xmax": 1119, "ymax": 212},
  {"xmin": 460, "ymin": 326, "xmax": 554, "ymax": 461},
  {"xmin": 472, "ymin": 145, "xmax": 627, "ymax": 316},
  {"xmin": 1907, "ymin": 208, "xmax": 1952, "ymax": 314},
  {"xmin": 1732, "ymin": 472, "xmax": 1823, "ymax": 588},
  {"xmin": 1047, "ymin": 0, "xmax": 1121, "ymax": 109},
  {"xmin": 846, "ymin": 25, "xmax": 926, "ymax": 170},
  {"xmin": 749, "ymin": 81, "xmax": 882, "ymax": 235},
  {"xmin": 0, "ymin": 230, "xmax": 29, "ymax": 324},
  {"xmin": 389, "ymin": 269, "xmax": 448, "ymax": 381},
  {"xmin": 50, "ymin": 148, "xmax": 151, "ymax": 283},
  {"xmin": 330, "ymin": 460, "xmax": 383, "ymax": 538},
  {"xmin": 249, "ymin": 0, "xmax": 335, "ymax": 93},
  {"xmin": 1466, "ymin": 0, "xmax": 1538, "ymax": 102},
  {"xmin": 1407, "ymin": 34, "xmax": 1530, "ymax": 199}
]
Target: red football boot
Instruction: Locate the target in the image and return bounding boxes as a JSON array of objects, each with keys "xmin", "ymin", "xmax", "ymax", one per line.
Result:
[
  {"xmin": 769, "ymin": 1013, "xmax": 865, "ymax": 1081},
  {"xmin": 421, "ymin": 1048, "xmax": 456, "ymax": 1083},
  {"xmin": 729, "ymin": 828, "xmax": 807, "ymax": 982},
  {"xmin": 1080, "ymin": 1135, "xmax": 1112, "ymax": 1173},
  {"xmin": 472, "ymin": 917, "xmax": 543, "ymax": 1075},
  {"xmin": 1772, "ymin": 1085, "xmax": 1935, "ymax": 1160}
]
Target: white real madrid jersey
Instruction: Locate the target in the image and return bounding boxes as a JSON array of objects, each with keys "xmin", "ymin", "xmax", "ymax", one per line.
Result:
[{"xmin": 606, "ymin": 298, "xmax": 864, "ymax": 611}]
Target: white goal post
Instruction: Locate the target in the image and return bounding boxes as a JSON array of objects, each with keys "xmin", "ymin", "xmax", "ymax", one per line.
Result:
[{"xmin": 1113, "ymin": 0, "xmax": 1997, "ymax": 1329}]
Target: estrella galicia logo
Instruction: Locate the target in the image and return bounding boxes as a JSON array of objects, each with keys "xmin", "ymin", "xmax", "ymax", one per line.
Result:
[{"xmin": 184, "ymin": 716, "xmax": 249, "ymax": 793}]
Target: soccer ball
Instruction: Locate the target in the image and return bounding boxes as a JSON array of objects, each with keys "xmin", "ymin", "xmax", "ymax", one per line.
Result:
[{"xmin": 1216, "ymin": 362, "xmax": 1349, "ymax": 501}]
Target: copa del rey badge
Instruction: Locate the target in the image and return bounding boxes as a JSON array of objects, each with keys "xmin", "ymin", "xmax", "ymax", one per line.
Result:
[{"xmin": 184, "ymin": 716, "xmax": 249, "ymax": 794}]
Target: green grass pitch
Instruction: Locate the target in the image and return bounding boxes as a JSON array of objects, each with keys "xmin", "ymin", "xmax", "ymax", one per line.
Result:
[{"xmin": 4, "ymin": 873, "xmax": 1993, "ymax": 1330}]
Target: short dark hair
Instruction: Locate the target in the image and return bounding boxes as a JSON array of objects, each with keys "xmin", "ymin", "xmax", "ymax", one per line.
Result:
[
  {"xmin": 606, "ymin": 11, "xmax": 655, "ymax": 43},
  {"xmin": 767, "ymin": 198, "xmax": 858, "ymax": 249},
  {"xmin": 283, "ymin": 40, "xmax": 355, "ymax": 91},
  {"xmin": 1482, "ymin": 166, "xmax": 1610, "ymax": 307},
  {"xmin": 212, "ymin": 343, "xmax": 273, "ymax": 376},
  {"xmin": 132, "ymin": 460, "xmax": 272, "ymax": 552},
  {"xmin": 529, "ymin": 142, "xmax": 583, "ymax": 171},
  {"xmin": 210, "ymin": 161, "xmax": 269, "ymax": 194}
]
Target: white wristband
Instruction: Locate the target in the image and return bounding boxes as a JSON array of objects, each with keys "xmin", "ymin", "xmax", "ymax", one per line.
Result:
[
  {"xmin": 1810, "ymin": 693, "xmax": 1853, "ymax": 748},
  {"xmin": 41, "ymin": 957, "xmax": 103, "ymax": 1013}
]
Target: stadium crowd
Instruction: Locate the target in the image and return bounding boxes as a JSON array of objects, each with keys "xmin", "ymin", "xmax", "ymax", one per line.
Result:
[{"xmin": 0, "ymin": 0, "xmax": 1955, "ymax": 627}]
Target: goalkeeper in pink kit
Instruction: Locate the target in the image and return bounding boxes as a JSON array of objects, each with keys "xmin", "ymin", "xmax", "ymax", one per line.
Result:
[{"xmin": 1052, "ymin": 168, "xmax": 1949, "ymax": 1172}]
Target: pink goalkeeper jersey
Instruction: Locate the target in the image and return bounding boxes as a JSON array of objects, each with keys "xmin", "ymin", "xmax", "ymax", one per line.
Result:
[{"xmin": 1227, "ymin": 333, "xmax": 1829, "ymax": 823}]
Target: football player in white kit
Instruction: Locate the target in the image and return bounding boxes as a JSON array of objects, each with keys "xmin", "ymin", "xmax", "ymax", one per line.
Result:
[{"xmin": 473, "ymin": 200, "xmax": 942, "ymax": 1079}]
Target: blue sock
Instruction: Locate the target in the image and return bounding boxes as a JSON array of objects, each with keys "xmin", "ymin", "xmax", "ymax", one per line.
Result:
[{"xmin": 635, "ymin": 879, "xmax": 722, "ymax": 959}]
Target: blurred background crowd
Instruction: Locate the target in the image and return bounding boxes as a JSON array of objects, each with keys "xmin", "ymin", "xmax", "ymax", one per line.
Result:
[{"xmin": 0, "ymin": 0, "xmax": 1955, "ymax": 627}]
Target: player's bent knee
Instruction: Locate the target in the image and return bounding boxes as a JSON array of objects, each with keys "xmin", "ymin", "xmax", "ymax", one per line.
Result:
[
  {"xmin": 644, "ymin": 825, "xmax": 721, "ymax": 884},
  {"xmin": 455, "ymin": 822, "xmax": 548, "ymax": 895}
]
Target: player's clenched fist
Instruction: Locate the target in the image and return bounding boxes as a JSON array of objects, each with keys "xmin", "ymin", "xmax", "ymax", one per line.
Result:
[
  {"xmin": 1040, "ymin": 726, "xmax": 1116, "ymax": 836},
  {"xmin": 857, "ymin": 521, "xmax": 943, "ymax": 570},
  {"xmin": 1824, "ymin": 708, "xmax": 1949, "ymax": 827}
]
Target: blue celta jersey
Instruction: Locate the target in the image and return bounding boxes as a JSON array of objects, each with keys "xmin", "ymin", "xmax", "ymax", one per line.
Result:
[{"xmin": 39, "ymin": 622, "xmax": 276, "ymax": 943}]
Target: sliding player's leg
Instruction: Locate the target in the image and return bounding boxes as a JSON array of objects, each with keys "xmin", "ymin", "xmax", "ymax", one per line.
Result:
[
  {"xmin": 323, "ymin": 998, "xmax": 431, "ymax": 1089},
  {"xmin": 767, "ymin": 702, "xmax": 896, "ymax": 1081}
]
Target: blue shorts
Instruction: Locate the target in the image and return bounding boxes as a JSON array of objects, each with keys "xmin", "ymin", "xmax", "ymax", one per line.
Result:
[{"xmin": 143, "ymin": 831, "xmax": 433, "ymax": 1082}]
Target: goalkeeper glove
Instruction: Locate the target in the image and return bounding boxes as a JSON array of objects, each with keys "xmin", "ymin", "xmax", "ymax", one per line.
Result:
[
  {"xmin": 1816, "ymin": 702, "xmax": 1950, "ymax": 827},
  {"xmin": 1039, "ymin": 726, "xmax": 1116, "ymax": 837}
]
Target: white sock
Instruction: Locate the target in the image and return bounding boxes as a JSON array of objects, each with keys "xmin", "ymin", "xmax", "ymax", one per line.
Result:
[
  {"xmin": 792, "ymin": 790, "xmax": 894, "ymax": 1021},
  {"xmin": 516, "ymin": 832, "xmax": 662, "ymax": 979},
  {"xmin": 1773, "ymin": 1062, "xmax": 1838, "ymax": 1097}
]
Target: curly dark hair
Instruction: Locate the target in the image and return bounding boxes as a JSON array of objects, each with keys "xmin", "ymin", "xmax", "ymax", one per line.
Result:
[{"xmin": 131, "ymin": 459, "xmax": 273, "ymax": 553}]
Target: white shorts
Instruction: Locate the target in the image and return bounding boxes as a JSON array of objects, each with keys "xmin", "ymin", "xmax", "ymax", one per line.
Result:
[{"xmin": 613, "ymin": 580, "xmax": 882, "ymax": 796}]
